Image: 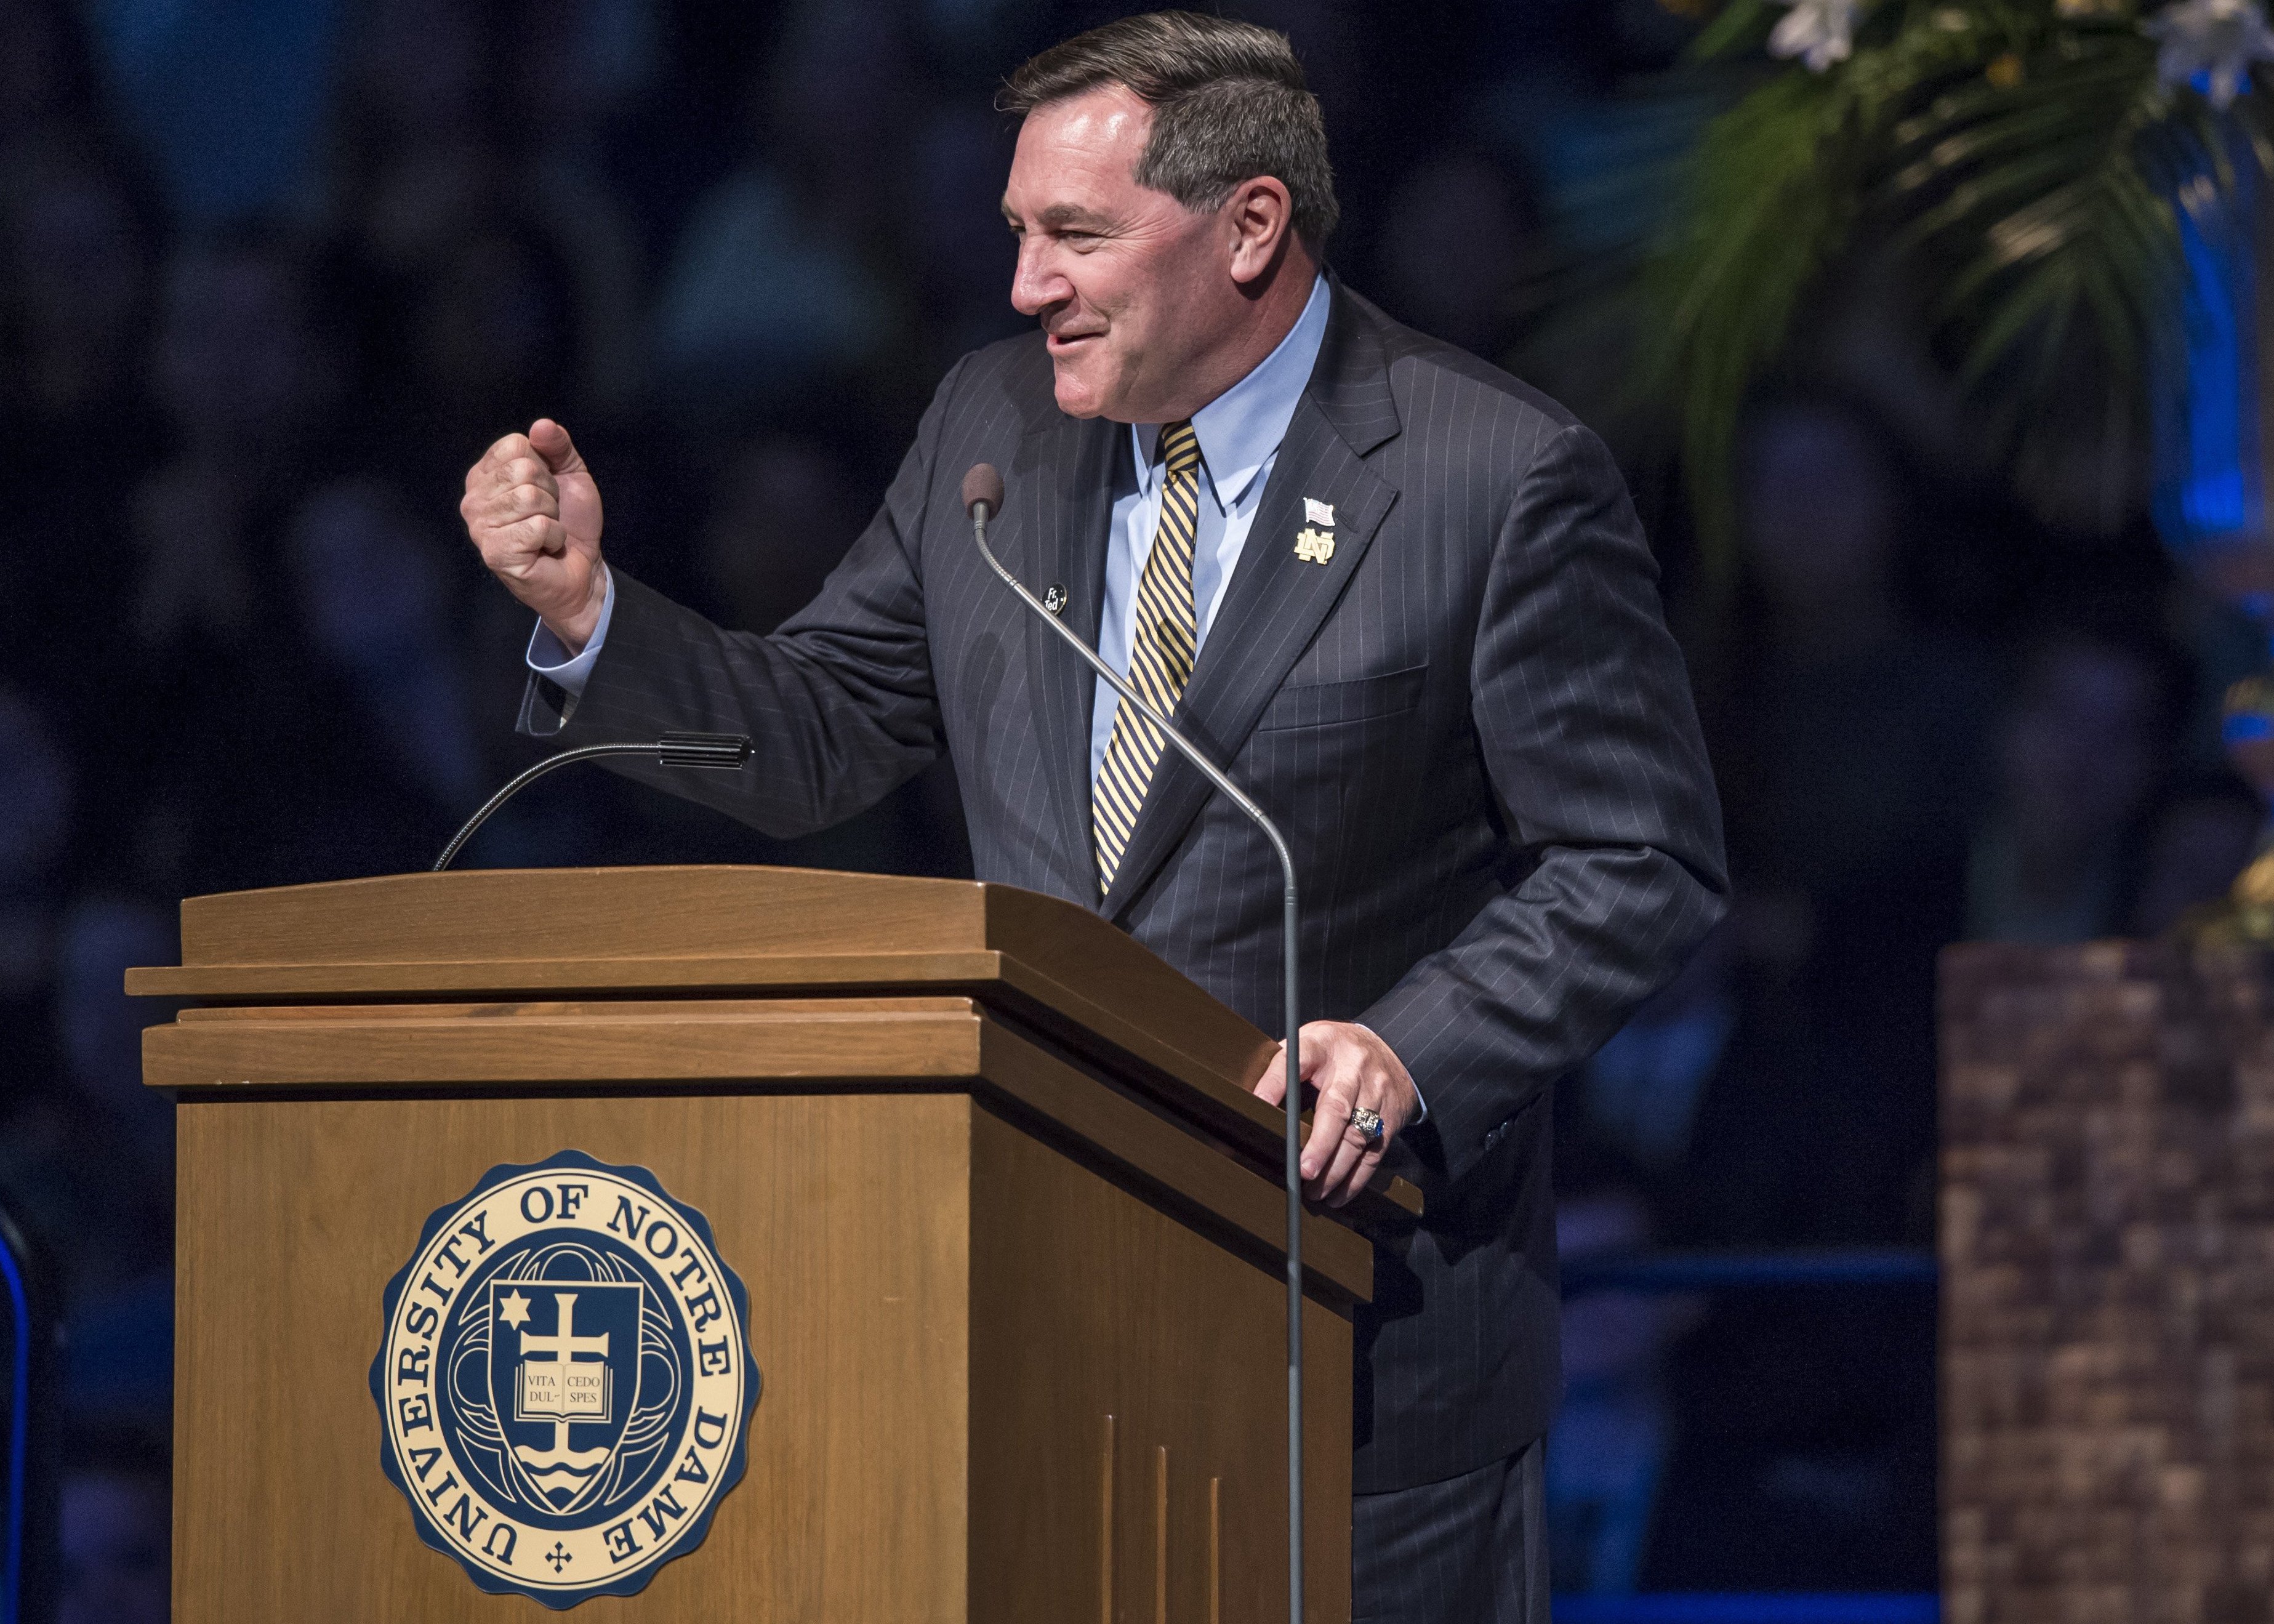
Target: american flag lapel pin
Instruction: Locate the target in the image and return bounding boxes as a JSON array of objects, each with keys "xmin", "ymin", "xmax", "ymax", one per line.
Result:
[{"xmin": 1295, "ymin": 497, "xmax": 1336, "ymax": 565}]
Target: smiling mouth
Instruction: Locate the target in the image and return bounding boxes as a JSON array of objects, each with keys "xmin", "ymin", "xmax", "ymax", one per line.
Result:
[{"xmin": 1047, "ymin": 330, "xmax": 1101, "ymax": 352}]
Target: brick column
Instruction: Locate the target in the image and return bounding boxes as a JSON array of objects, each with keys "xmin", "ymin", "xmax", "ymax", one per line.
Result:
[{"xmin": 1942, "ymin": 941, "xmax": 2274, "ymax": 1624}]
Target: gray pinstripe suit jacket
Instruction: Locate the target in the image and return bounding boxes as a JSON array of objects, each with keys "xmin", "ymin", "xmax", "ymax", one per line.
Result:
[{"xmin": 523, "ymin": 279, "xmax": 1727, "ymax": 1492}]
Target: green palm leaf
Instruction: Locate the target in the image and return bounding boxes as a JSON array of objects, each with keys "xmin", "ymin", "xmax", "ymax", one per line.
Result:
[
  {"xmin": 1633, "ymin": 68, "xmax": 1866, "ymax": 572},
  {"xmin": 1591, "ymin": 0, "xmax": 2274, "ymax": 576}
]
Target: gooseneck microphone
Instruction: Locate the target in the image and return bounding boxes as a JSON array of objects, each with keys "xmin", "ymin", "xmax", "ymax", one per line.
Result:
[
  {"xmin": 432, "ymin": 732, "xmax": 755, "ymax": 871},
  {"xmin": 962, "ymin": 462, "xmax": 1311, "ymax": 1624}
]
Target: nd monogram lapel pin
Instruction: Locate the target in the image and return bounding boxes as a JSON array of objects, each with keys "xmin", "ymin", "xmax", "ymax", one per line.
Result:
[{"xmin": 1296, "ymin": 497, "xmax": 1336, "ymax": 565}]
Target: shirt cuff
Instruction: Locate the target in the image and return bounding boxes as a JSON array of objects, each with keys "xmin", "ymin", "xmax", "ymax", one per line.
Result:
[
  {"xmin": 524, "ymin": 568, "xmax": 616, "ymax": 699},
  {"xmin": 1355, "ymin": 1022, "xmax": 1426, "ymax": 1122}
]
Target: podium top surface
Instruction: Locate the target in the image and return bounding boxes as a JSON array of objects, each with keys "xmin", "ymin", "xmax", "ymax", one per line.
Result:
[{"xmin": 131, "ymin": 866, "xmax": 1421, "ymax": 1221}]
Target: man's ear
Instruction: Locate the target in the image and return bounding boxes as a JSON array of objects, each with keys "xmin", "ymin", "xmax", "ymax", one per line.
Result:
[{"xmin": 1224, "ymin": 175, "xmax": 1296, "ymax": 286}]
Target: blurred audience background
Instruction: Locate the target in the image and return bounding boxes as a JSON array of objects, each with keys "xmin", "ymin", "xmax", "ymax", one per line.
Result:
[{"xmin": 0, "ymin": 0, "xmax": 2258, "ymax": 1606}]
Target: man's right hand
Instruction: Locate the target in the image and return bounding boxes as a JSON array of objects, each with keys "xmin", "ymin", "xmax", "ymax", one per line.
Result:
[{"xmin": 461, "ymin": 418, "xmax": 608, "ymax": 652}]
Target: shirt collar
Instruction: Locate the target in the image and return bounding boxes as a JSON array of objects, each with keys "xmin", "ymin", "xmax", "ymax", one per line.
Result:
[{"xmin": 1132, "ymin": 271, "xmax": 1332, "ymax": 513}]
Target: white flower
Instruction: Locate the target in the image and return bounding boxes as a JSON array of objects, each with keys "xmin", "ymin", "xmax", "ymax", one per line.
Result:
[
  {"xmin": 2146, "ymin": 0, "xmax": 2274, "ymax": 108},
  {"xmin": 1770, "ymin": 0, "xmax": 1867, "ymax": 71}
]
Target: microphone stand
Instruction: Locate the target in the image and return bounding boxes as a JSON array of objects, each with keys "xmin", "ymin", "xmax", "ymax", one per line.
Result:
[
  {"xmin": 968, "ymin": 481, "xmax": 1310, "ymax": 1624},
  {"xmin": 432, "ymin": 733, "xmax": 754, "ymax": 871}
]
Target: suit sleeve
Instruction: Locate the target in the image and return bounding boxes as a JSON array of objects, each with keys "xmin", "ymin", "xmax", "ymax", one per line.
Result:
[
  {"xmin": 1360, "ymin": 421, "xmax": 1729, "ymax": 1190},
  {"xmin": 515, "ymin": 361, "xmax": 966, "ymax": 838}
]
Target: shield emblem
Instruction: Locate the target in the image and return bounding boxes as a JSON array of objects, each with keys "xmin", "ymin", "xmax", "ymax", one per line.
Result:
[{"xmin": 486, "ymin": 1280, "xmax": 644, "ymax": 1513}]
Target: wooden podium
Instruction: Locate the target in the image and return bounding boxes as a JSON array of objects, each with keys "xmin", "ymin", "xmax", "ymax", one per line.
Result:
[{"xmin": 132, "ymin": 866, "xmax": 1408, "ymax": 1622}]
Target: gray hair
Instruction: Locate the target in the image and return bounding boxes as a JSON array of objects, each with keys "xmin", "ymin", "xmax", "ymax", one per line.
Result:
[{"xmin": 998, "ymin": 10, "xmax": 1339, "ymax": 249}]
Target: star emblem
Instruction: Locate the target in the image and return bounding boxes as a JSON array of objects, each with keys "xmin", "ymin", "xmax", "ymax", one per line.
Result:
[{"xmin": 497, "ymin": 1289, "xmax": 533, "ymax": 1329}]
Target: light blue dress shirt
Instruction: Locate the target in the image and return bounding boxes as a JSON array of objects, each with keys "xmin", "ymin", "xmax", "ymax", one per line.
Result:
[
  {"xmin": 525, "ymin": 567, "xmax": 615, "ymax": 693},
  {"xmin": 1087, "ymin": 271, "xmax": 1330, "ymax": 780}
]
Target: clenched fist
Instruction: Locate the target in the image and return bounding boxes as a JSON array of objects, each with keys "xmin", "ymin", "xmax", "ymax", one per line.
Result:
[{"xmin": 460, "ymin": 418, "xmax": 608, "ymax": 651}]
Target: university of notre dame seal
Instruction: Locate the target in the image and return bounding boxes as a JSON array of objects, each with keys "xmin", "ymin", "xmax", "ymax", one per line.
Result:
[{"xmin": 371, "ymin": 1151, "xmax": 758, "ymax": 1608}]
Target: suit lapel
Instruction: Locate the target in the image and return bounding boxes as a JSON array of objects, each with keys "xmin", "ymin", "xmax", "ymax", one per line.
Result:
[
  {"xmin": 1011, "ymin": 410, "xmax": 1120, "ymax": 904},
  {"xmin": 1098, "ymin": 286, "xmax": 1404, "ymax": 919}
]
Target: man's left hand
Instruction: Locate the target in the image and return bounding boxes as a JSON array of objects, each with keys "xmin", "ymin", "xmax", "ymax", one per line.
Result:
[{"xmin": 1252, "ymin": 1021, "xmax": 1419, "ymax": 1208}]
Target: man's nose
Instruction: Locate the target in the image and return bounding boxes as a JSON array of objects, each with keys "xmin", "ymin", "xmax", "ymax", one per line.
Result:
[{"xmin": 1010, "ymin": 239, "xmax": 1064, "ymax": 318}]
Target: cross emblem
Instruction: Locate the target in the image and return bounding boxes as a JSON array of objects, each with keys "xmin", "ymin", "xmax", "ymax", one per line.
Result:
[
  {"xmin": 546, "ymin": 1542, "xmax": 573, "ymax": 1573},
  {"xmin": 513, "ymin": 1291, "xmax": 614, "ymax": 1430},
  {"xmin": 522, "ymin": 1293, "xmax": 610, "ymax": 1367}
]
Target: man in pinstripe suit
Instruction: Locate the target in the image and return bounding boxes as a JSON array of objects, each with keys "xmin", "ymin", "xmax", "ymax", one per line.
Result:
[{"xmin": 460, "ymin": 13, "xmax": 1725, "ymax": 1618}]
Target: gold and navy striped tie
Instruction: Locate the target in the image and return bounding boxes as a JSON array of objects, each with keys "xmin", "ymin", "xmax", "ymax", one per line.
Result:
[{"xmin": 1093, "ymin": 419, "xmax": 1202, "ymax": 892}]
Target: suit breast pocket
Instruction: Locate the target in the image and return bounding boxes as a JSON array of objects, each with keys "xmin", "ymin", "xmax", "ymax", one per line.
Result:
[{"xmin": 1254, "ymin": 663, "xmax": 1428, "ymax": 733}]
